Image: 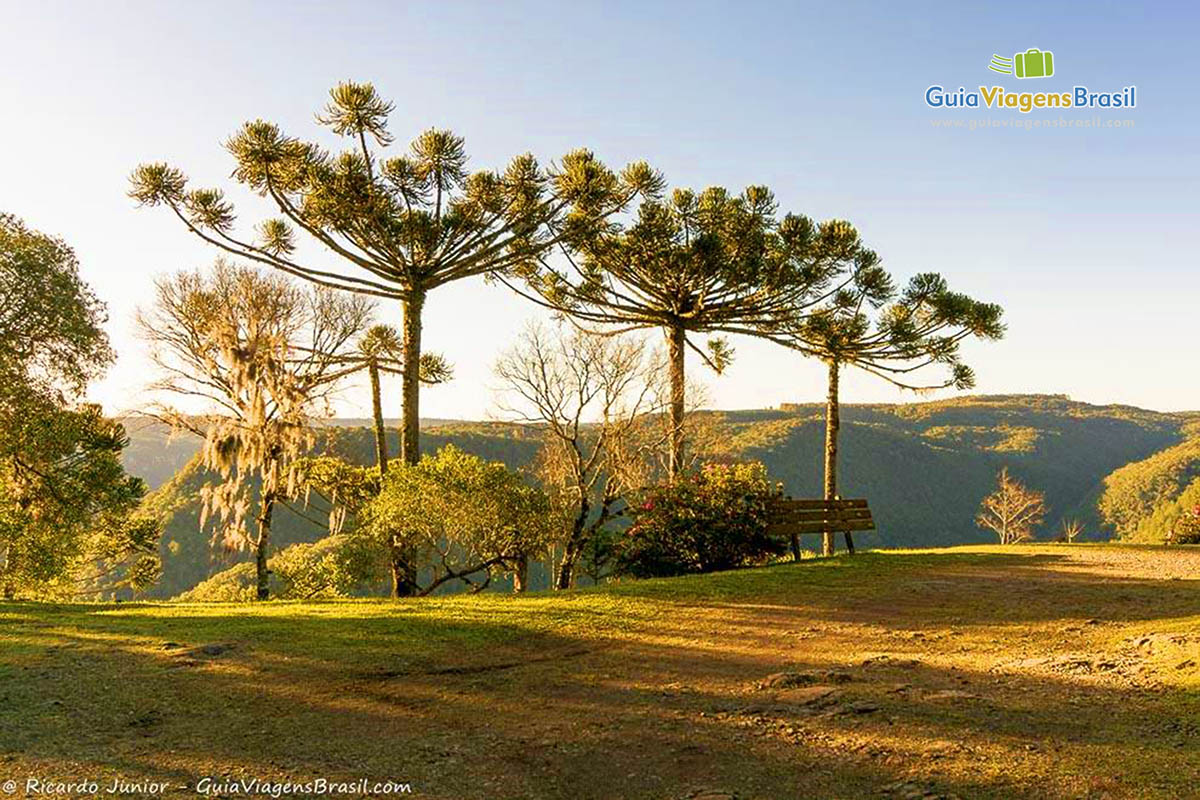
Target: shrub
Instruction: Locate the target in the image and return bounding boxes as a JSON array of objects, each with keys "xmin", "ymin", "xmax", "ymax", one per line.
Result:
[
  {"xmin": 617, "ymin": 462, "xmax": 785, "ymax": 578},
  {"xmin": 1169, "ymin": 505, "xmax": 1200, "ymax": 545},
  {"xmin": 176, "ymin": 534, "xmax": 385, "ymax": 601}
]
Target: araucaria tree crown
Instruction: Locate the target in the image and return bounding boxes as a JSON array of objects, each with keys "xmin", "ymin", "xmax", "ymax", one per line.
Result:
[
  {"xmin": 516, "ymin": 185, "xmax": 871, "ymax": 476},
  {"xmin": 129, "ymin": 80, "xmax": 658, "ymax": 470}
]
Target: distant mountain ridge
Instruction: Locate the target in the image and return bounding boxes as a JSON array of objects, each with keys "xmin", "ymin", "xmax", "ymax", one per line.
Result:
[{"xmin": 123, "ymin": 394, "xmax": 1197, "ymax": 597}]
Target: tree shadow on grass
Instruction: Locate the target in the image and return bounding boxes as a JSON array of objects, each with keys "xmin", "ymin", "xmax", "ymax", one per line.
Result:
[
  {"xmin": 8, "ymin": 615, "xmax": 1192, "ymax": 799},
  {"xmin": 3, "ymin": 548, "xmax": 1199, "ymax": 799}
]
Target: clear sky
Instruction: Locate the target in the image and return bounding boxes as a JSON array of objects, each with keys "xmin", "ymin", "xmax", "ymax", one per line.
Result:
[{"xmin": 2, "ymin": 0, "xmax": 1197, "ymax": 420}]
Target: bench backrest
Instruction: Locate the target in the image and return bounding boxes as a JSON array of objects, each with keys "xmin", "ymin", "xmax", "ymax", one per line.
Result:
[{"xmin": 766, "ymin": 498, "xmax": 875, "ymax": 536}]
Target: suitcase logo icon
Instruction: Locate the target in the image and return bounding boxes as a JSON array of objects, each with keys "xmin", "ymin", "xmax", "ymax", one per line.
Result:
[{"xmin": 989, "ymin": 48, "xmax": 1055, "ymax": 79}]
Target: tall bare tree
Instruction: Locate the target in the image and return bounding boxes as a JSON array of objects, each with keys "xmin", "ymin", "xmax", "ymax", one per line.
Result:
[
  {"xmin": 129, "ymin": 80, "xmax": 658, "ymax": 476},
  {"xmin": 976, "ymin": 468, "xmax": 1045, "ymax": 545},
  {"xmin": 495, "ymin": 323, "xmax": 660, "ymax": 589},
  {"xmin": 138, "ymin": 261, "xmax": 371, "ymax": 599},
  {"xmin": 515, "ymin": 186, "xmax": 867, "ymax": 478},
  {"xmin": 1060, "ymin": 519, "xmax": 1083, "ymax": 543}
]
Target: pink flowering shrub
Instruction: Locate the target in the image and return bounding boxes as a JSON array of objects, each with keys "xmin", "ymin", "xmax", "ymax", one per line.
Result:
[{"xmin": 617, "ymin": 462, "xmax": 785, "ymax": 578}]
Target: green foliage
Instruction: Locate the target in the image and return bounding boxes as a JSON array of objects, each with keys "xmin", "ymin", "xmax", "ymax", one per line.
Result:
[
  {"xmin": 137, "ymin": 425, "xmax": 546, "ymax": 598},
  {"xmin": 1099, "ymin": 434, "xmax": 1200, "ymax": 541},
  {"xmin": 618, "ymin": 462, "xmax": 785, "ymax": 578},
  {"xmin": 0, "ymin": 404, "xmax": 155, "ymax": 597},
  {"xmin": 128, "ymin": 81, "xmax": 652, "ymax": 302},
  {"xmin": 0, "ymin": 213, "xmax": 113, "ymax": 395},
  {"xmin": 177, "ymin": 534, "xmax": 386, "ymax": 601},
  {"xmin": 130, "ymin": 81, "xmax": 653, "ymax": 474},
  {"xmin": 362, "ymin": 445, "xmax": 555, "ymax": 593},
  {"xmin": 290, "ymin": 455, "xmax": 381, "ymax": 528},
  {"xmin": 789, "ymin": 269, "xmax": 1004, "ymax": 391},
  {"xmin": 1122, "ymin": 478, "xmax": 1200, "ymax": 544},
  {"xmin": 525, "ymin": 185, "xmax": 869, "ymax": 384},
  {"xmin": 0, "ymin": 215, "xmax": 158, "ymax": 598},
  {"xmin": 541, "ymin": 186, "xmax": 863, "ymax": 332},
  {"xmin": 1170, "ymin": 504, "xmax": 1200, "ymax": 545}
]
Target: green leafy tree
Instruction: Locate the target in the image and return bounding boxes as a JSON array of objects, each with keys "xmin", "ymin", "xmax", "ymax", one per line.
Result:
[
  {"xmin": 0, "ymin": 400, "xmax": 155, "ymax": 598},
  {"xmin": 286, "ymin": 455, "xmax": 410, "ymax": 593},
  {"xmin": 361, "ymin": 445, "xmax": 555, "ymax": 594},
  {"xmin": 138, "ymin": 262, "xmax": 371, "ymax": 599},
  {"xmin": 518, "ymin": 186, "xmax": 866, "ymax": 477},
  {"xmin": 0, "ymin": 214, "xmax": 156, "ymax": 598},
  {"xmin": 129, "ymin": 81, "xmax": 657, "ymax": 477},
  {"xmin": 789, "ymin": 270, "xmax": 1004, "ymax": 555}
]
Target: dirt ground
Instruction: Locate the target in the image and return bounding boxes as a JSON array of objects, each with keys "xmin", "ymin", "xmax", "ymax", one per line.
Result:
[{"xmin": 2, "ymin": 545, "xmax": 1199, "ymax": 799}]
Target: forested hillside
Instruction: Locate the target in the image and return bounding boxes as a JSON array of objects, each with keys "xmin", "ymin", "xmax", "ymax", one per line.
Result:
[
  {"xmin": 726, "ymin": 394, "xmax": 1189, "ymax": 544},
  {"xmin": 122, "ymin": 394, "xmax": 1191, "ymax": 597},
  {"xmin": 1098, "ymin": 421, "xmax": 1200, "ymax": 542}
]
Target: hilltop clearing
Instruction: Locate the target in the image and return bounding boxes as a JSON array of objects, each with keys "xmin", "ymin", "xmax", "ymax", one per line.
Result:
[{"xmin": 3, "ymin": 545, "xmax": 1198, "ymax": 799}]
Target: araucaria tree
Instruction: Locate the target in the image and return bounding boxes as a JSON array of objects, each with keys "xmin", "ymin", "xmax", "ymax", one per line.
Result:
[
  {"xmin": 328, "ymin": 324, "xmax": 451, "ymax": 473},
  {"xmin": 520, "ymin": 186, "xmax": 867, "ymax": 478},
  {"xmin": 976, "ymin": 468, "xmax": 1045, "ymax": 544},
  {"xmin": 495, "ymin": 323, "xmax": 659, "ymax": 589},
  {"xmin": 138, "ymin": 262, "xmax": 371, "ymax": 600},
  {"xmin": 129, "ymin": 81, "xmax": 657, "ymax": 473},
  {"xmin": 789, "ymin": 270, "xmax": 1005, "ymax": 555}
]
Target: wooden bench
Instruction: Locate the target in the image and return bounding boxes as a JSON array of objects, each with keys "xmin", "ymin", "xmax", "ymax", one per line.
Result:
[{"xmin": 766, "ymin": 498, "xmax": 875, "ymax": 557}]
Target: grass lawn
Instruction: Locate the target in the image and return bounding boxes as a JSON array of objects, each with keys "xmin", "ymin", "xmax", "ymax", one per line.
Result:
[{"xmin": 2, "ymin": 545, "xmax": 1199, "ymax": 799}]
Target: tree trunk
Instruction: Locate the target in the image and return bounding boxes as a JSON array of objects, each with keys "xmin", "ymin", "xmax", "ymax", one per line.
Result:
[
  {"xmin": 555, "ymin": 497, "xmax": 590, "ymax": 591},
  {"xmin": 666, "ymin": 324, "xmax": 686, "ymax": 481},
  {"xmin": 389, "ymin": 539, "xmax": 418, "ymax": 598},
  {"xmin": 556, "ymin": 543, "xmax": 578, "ymax": 590},
  {"xmin": 255, "ymin": 491, "xmax": 275, "ymax": 601},
  {"xmin": 1, "ymin": 544, "xmax": 14, "ymax": 600},
  {"xmin": 391, "ymin": 290, "xmax": 425, "ymax": 598},
  {"xmin": 512, "ymin": 555, "xmax": 529, "ymax": 593},
  {"xmin": 400, "ymin": 291, "xmax": 425, "ymax": 466},
  {"xmin": 822, "ymin": 360, "xmax": 840, "ymax": 557},
  {"xmin": 369, "ymin": 361, "xmax": 388, "ymax": 474}
]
